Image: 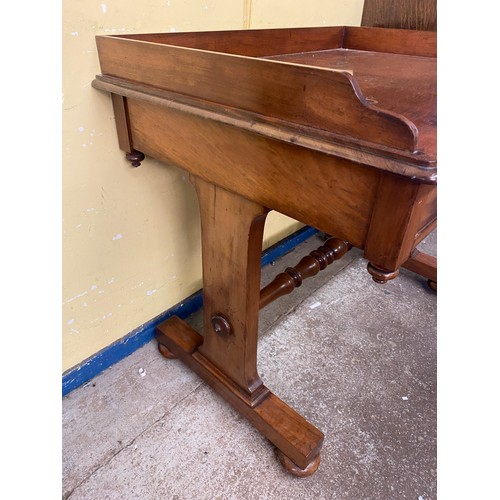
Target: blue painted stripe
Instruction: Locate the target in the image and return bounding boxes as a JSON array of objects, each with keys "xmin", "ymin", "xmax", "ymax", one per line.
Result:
[
  {"xmin": 62, "ymin": 225, "xmax": 319, "ymax": 397},
  {"xmin": 260, "ymin": 225, "xmax": 318, "ymax": 267},
  {"xmin": 62, "ymin": 292, "xmax": 203, "ymax": 397}
]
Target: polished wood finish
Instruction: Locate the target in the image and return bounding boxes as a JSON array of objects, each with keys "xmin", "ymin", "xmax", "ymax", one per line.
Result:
[
  {"xmin": 156, "ymin": 316, "xmax": 323, "ymax": 473},
  {"xmin": 110, "ymin": 94, "xmax": 145, "ymax": 167},
  {"xmin": 360, "ymin": 0, "xmax": 437, "ymax": 288},
  {"xmin": 367, "ymin": 263, "xmax": 400, "ymax": 284},
  {"xmin": 117, "ymin": 26, "xmax": 346, "ymax": 56},
  {"xmin": 364, "ymin": 174, "xmax": 437, "ymax": 278},
  {"xmin": 110, "ymin": 93, "xmax": 133, "ymax": 153},
  {"xmin": 266, "ymin": 44, "xmax": 436, "ymax": 157},
  {"xmin": 95, "ymin": 26, "xmax": 436, "ymax": 158},
  {"xmin": 191, "ymin": 174, "xmax": 269, "ymax": 401},
  {"xmin": 124, "ymin": 96, "xmax": 381, "ymax": 248},
  {"xmin": 362, "ymin": 0, "xmax": 437, "ymax": 32},
  {"xmin": 260, "ymin": 237, "xmax": 351, "ymax": 309},
  {"xmin": 277, "ymin": 449, "xmax": 321, "ymax": 478},
  {"xmin": 92, "ymin": 25, "xmax": 436, "ymax": 476}
]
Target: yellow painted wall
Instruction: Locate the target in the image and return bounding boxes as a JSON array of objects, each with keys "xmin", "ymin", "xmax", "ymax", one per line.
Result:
[{"xmin": 62, "ymin": 0, "xmax": 364, "ymax": 373}]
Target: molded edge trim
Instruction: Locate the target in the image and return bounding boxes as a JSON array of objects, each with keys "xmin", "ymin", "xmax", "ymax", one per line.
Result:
[
  {"xmin": 62, "ymin": 226, "xmax": 318, "ymax": 397},
  {"xmin": 92, "ymin": 75, "xmax": 437, "ymax": 181}
]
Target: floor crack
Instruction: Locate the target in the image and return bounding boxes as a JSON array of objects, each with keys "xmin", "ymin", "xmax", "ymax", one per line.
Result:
[{"xmin": 63, "ymin": 380, "xmax": 206, "ymax": 499}]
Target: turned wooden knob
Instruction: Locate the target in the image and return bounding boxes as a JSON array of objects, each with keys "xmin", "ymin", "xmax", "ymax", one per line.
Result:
[
  {"xmin": 125, "ymin": 149, "xmax": 145, "ymax": 167},
  {"xmin": 211, "ymin": 314, "xmax": 232, "ymax": 337}
]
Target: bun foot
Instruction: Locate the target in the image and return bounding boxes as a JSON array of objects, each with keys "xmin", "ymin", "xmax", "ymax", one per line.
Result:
[
  {"xmin": 277, "ymin": 450, "xmax": 321, "ymax": 477},
  {"xmin": 367, "ymin": 262, "xmax": 399, "ymax": 284},
  {"xmin": 126, "ymin": 149, "xmax": 145, "ymax": 167},
  {"xmin": 158, "ymin": 342, "xmax": 177, "ymax": 359}
]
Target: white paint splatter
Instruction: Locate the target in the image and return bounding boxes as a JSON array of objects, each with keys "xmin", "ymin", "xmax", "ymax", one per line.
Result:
[
  {"xmin": 67, "ymin": 319, "xmax": 75, "ymax": 325},
  {"xmin": 112, "ymin": 233, "xmax": 123, "ymax": 240},
  {"xmin": 309, "ymin": 301, "xmax": 321, "ymax": 309},
  {"xmin": 108, "ymin": 277, "xmax": 115, "ymax": 284},
  {"xmin": 71, "ymin": 31, "xmax": 79, "ymax": 36},
  {"xmin": 82, "ymin": 143, "xmax": 87, "ymax": 148},
  {"xmin": 402, "ymin": 396, "xmax": 409, "ymax": 401},
  {"xmin": 90, "ymin": 285, "xmax": 98, "ymax": 291},
  {"xmin": 101, "ymin": 3, "xmax": 107, "ymax": 14},
  {"xmin": 146, "ymin": 289, "xmax": 157, "ymax": 296},
  {"xmin": 63, "ymin": 291, "xmax": 88, "ymax": 304},
  {"xmin": 78, "ymin": 126, "xmax": 85, "ymax": 132},
  {"xmin": 103, "ymin": 27, "xmax": 127, "ymax": 33},
  {"xmin": 169, "ymin": 27, "xmax": 176, "ymax": 32}
]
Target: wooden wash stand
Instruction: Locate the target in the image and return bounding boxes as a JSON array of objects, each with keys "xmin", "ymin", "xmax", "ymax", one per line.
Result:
[{"xmin": 92, "ymin": 26, "xmax": 437, "ymax": 477}]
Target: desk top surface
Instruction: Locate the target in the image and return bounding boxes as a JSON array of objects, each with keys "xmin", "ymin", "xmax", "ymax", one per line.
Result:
[
  {"xmin": 94, "ymin": 26, "xmax": 437, "ymax": 182},
  {"xmin": 266, "ymin": 48, "xmax": 436, "ymax": 159}
]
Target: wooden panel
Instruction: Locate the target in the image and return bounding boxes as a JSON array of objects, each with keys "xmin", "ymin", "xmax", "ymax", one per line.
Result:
[
  {"xmin": 126, "ymin": 98, "xmax": 380, "ymax": 248},
  {"xmin": 364, "ymin": 174, "xmax": 437, "ymax": 270},
  {"xmin": 110, "ymin": 94, "xmax": 132, "ymax": 152},
  {"xmin": 116, "ymin": 26, "xmax": 345, "ymax": 57},
  {"xmin": 362, "ymin": 0, "xmax": 437, "ymax": 32},
  {"xmin": 344, "ymin": 26, "xmax": 436, "ymax": 57},
  {"xmin": 95, "ymin": 35, "xmax": 418, "ymax": 151},
  {"xmin": 410, "ymin": 183, "xmax": 437, "ymax": 245}
]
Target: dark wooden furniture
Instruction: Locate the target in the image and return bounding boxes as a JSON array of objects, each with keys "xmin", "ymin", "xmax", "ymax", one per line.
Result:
[
  {"xmin": 93, "ymin": 25, "xmax": 436, "ymax": 477},
  {"xmin": 362, "ymin": 0, "xmax": 437, "ymax": 31}
]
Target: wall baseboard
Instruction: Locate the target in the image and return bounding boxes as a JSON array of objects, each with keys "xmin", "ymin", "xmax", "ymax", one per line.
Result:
[{"xmin": 62, "ymin": 226, "xmax": 318, "ymax": 397}]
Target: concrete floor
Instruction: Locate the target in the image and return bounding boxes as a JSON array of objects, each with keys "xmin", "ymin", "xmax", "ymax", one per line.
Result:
[{"xmin": 62, "ymin": 231, "xmax": 437, "ymax": 500}]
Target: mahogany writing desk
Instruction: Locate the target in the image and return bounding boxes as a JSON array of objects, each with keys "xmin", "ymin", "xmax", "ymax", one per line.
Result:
[{"xmin": 93, "ymin": 26, "xmax": 436, "ymax": 476}]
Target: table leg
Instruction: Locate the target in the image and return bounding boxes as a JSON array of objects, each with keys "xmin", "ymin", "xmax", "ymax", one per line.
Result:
[
  {"xmin": 156, "ymin": 175, "xmax": 324, "ymax": 476},
  {"xmin": 364, "ymin": 173, "xmax": 436, "ymax": 288}
]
